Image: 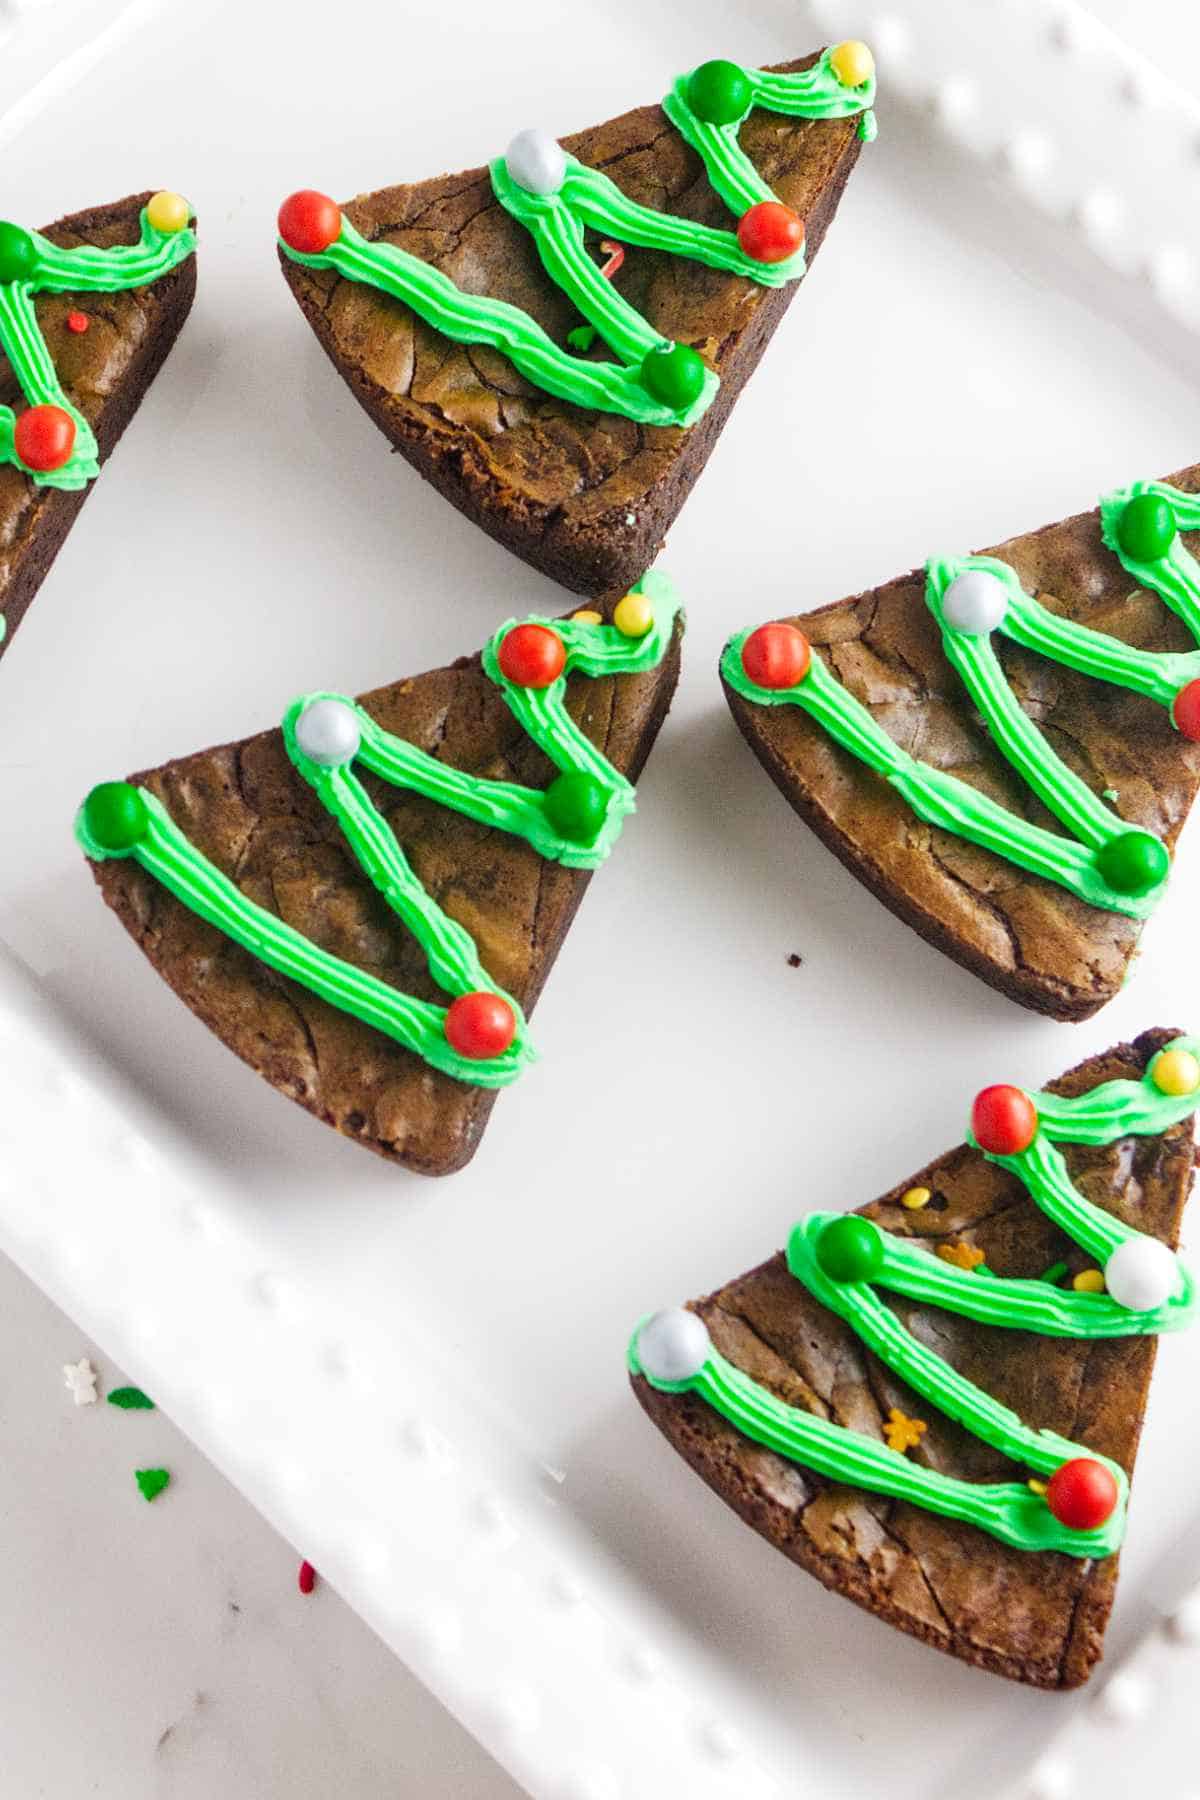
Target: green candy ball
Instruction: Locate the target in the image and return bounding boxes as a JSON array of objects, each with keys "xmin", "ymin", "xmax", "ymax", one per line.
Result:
[
  {"xmin": 640, "ymin": 342, "xmax": 707, "ymax": 413},
  {"xmin": 1096, "ymin": 830, "xmax": 1169, "ymax": 897},
  {"xmin": 82, "ymin": 781, "xmax": 149, "ymax": 853},
  {"xmin": 687, "ymin": 59, "xmax": 752, "ymax": 126},
  {"xmin": 815, "ymin": 1215, "xmax": 884, "ymax": 1284},
  {"xmin": 544, "ymin": 770, "xmax": 609, "ymax": 844},
  {"xmin": 0, "ymin": 221, "xmax": 37, "ymax": 285},
  {"xmin": 1117, "ymin": 493, "xmax": 1176, "ymax": 564}
]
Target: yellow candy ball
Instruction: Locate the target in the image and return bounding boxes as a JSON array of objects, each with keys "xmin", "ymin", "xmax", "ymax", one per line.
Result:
[
  {"xmin": 1072, "ymin": 1269, "xmax": 1106, "ymax": 1294},
  {"xmin": 571, "ymin": 609, "xmax": 603, "ymax": 625},
  {"xmin": 613, "ymin": 592, "xmax": 653, "ymax": 638},
  {"xmin": 829, "ymin": 40, "xmax": 874, "ymax": 89},
  {"xmin": 1152, "ymin": 1048, "xmax": 1200, "ymax": 1097},
  {"xmin": 899, "ymin": 1186, "xmax": 931, "ymax": 1211},
  {"xmin": 146, "ymin": 191, "xmax": 191, "ymax": 235}
]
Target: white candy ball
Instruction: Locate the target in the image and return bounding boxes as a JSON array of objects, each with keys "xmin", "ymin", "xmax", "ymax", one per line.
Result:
[
  {"xmin": 1104, "ymin": 1236, "xmax": 1179, "ymax": 1311},
  {"xmin": 505, "ymin": 128, "xmax": 567, "ymax": 196},
  {"xmin": 941, "ymin": 568, "xmax": 1009, "ymax": 635},
  {"xmin": 295, "ymin": 698, "xmax": 361, "ymax": 767},
  {"xmin": 637, "ymin": 1309, "xmax": 710, "ymax": 1384}
]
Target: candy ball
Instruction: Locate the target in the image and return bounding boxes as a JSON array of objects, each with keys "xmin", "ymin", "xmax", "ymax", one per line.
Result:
[
  {"xmin": 1095, "ymin": 829, "xmax": 1169, "ymax": 897},
  {"xmin": 686, "ymin": 59, "xmax": 752, "ymax": 125},
  {"xmin": 544, "ymin": 770, "xmax": 609, "ymax": 843},
  {"xmin": 637, "ymin": 1308, "xmax": 711, "ymax": 1383},
  {"xmin": 82, "ymin": 781, "xmax": 149, "ymax": 853},
  {"xmin": 505, "ymin": 128, "xmax": 566, "ymax": 197},
  {"xmin": 941, "ymin": 568, "xmax": 1008, "ymax": 635},
  {"xmin": 816, "ymin": 1215, "xmax": 884, "ymax": 1284},
  {"xmin": 498, "ymin": 622, "xmax": 566, "ymax": 688},
  {"xmin": 1173, "ymin": 679, "xmax": 1200, "ymax": 741},
  {"xmin": 613, "ymin": 591, "xmax": 654, "ymax": 637},
  {"xmin": 1152, "ymin": 1047, "xmax": 1200, "ymax": 1096},
  {"xmin": 971, "ymin": 1084, "xmax": 1038, "ymax": 1155},
  {"xmin": 737, "ymin": 201, "xmax": 805, "ymax": 264},
  {"xmin": 146, "ymin": 191, "xmax": 190, "ymax": 234},
  {"xmin": 295, "ymin": 698, "xmax": 361, "ymax": 767},
  {"xmin": 1117, "ymin": 492, "xmax": 1176, "ymax": 563},
  {"xmin": 277, "ymin": 190, "xmax": 342, "ymax": 255},
  {"xmin": 829, "ymin": 40, "xmax": 875, "ymax": 89},
  {"xmin": 0, "ymin": 221, "xmax": 38, "ymax": 284},
  {"xmin": 14, "ymin": 404, "xmax": 75, "ymax": 473},
  {"xmin": 740, "ymin": 622, "xmax": 811, "ymax": 689},
  {"xmin": 640, "ymin": 342, "xmax": 706, "ymax": 412},
  {"xmin": 1104, "ymin": 1236, "xmax": 1179, "ymax": 1311},
  {"xmin": 1045, "ymin": 1457, "xmax": 1119, "ymax": 1531},
  {"xmin": 66, "ymin": 310, "xmax": 89, "ymax": 334},
  {"xmin": 444, "ymin": 991, "xmax": 517, "ymax": 1060}
]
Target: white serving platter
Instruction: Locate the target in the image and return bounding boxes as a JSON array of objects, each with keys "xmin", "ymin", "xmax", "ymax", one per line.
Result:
[{"xmin": 4, "ymin": 0, "xmax": 1200, "ymax": 1793}]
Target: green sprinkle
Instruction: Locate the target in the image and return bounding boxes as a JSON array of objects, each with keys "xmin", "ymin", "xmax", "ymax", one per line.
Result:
[
  {"xmin": 108, "ymin": 1386, "xmax": 154, "ymax": 1410},
  {"xmin": 567, "ymin": 324, "xmax": 597, "ymax": 352},
  {"xmin": 974, "ymin": 1263, "xmax": 997, "ymax": 1277},
  {"xmin": 135, "ymin": 1467, "xmax": 170, "ymax": 1503},
  {"xmin": 1039, "ymin": 1261, "xmax": 1070, "ymax": 1286}
]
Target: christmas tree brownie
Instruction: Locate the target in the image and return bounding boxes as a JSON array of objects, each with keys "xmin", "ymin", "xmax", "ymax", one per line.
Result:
[
  {"xmin": 721, "ymin": 465, "xmax": 1200, "ymax": 1019},
  {"xmin": 631, "ymin": 1029, "xmax": 1199, "ymax": 1687},
  {"xmin": 275, "ymin": 45, "xmax": 875, "ymax": 597},
  {"xmin": 0, "ymin": 190, "xmax": 197, "ymax": 661},
  {"xmin": 76, "ymin": 577, "xmax": 683, "ymax": 1175}
]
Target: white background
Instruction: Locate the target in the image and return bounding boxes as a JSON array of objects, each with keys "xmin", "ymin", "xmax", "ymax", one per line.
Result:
[{"xmin": 4, "ymin": 0, "xmax": 1200, "ymax": 1795}]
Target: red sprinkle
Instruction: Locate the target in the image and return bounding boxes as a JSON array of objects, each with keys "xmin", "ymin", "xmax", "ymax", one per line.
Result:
[
  {"xmin": 298, "ymin": 1559, "xmax": 316, "ymax": 1595},
  {"xmin": 599, "ymin": 239, "xmax": 625, "ymax": 281},
  {"xmin": 66, "ymin": 311, "xmax": 90, "ymax": 334}
]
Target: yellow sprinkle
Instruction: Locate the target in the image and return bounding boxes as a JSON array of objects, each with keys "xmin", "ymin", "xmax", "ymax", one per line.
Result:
[
  {"xmin": 1072, "ymin": 1269, "xmax": 1106, "ymax": 1294},
  {"xmin": 570, "ymin": 609, "xmax": 603, "ymax": 625},
  {"xmin": 1152, "ymin": 1048, "xmax": 1200, "ymax": 1097},
  {"xmin": 882, "ymin": 1408, "xmax": 927, "ymax": 1455},
  {"xmin": 900, "ymin": 1186, "xmax": 932, "ymax": 1211},
  {"xmin": 145, "ymin": 191, "xmax": 191, "ymax": 235},
  {"xmin": 1028, "ymin": 1478, "xmax": 1048, "ymax": 1496},
  {"xmin": 829, "ymin": 40, "xmax": 875, "ymax": 89},
  {"xmin": 613, "ymin": 591, "xmax": 654, "ymax": 638}
]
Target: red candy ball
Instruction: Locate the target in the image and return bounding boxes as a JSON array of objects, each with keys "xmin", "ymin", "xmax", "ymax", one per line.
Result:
[
  {"xmin": 1173, "ymin": 678, "xmax": 1200, "ymax": 741},
  {"xmin": 1045, "ymin": 1457, "xmax": 1119, "ymax": 1532},
  {"xmin": 737, "ymin": 201, "xmax": 805, "ymax": 264},
  {"xmin": 497, "ymin": 623, "xmax": 566, "ymax": 689},
  {"xmin": 14, "ymin": 404, "xmax": 75, "ymax": 473},
  {"xmin": 740, "ymin": 622, "xmax": 811, "ymax": 689},
  {"xmin": 277, "ymin": 190, "xmax": 342, "ymax": 255},
  {"xmin": 971, "ymin": 1084, "xmax": 1038, "ymax": 1155},
  {"xmin": 444, "ymin": 992, "xmax": 517, "ymax": 1060}
]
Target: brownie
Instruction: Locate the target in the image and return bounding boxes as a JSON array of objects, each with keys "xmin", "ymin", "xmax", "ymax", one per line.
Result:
[
  {"xmin": 85, "ymin": 602, "xmax": 683, "ymax": 1175},
  {"xmin": 0, "ymin": 193, "xmax": 197, "ymax": 662},
  {"xmin": 632, "ymin": 1029, "xmax": 1195, "ymax": 1688},
  {"xmin": 279, "ymin": 54, "xmax": 864, "ymax": 596},
  {"xmin": 722, "ymin": 466, "xmax": 1200, "ymax": 1019}
]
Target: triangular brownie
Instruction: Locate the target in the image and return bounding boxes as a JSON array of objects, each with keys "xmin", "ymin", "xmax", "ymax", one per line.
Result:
[
  {"xmin": 277, "ymin": 48, "xmax": 872, "ymax": 596},
  {"xmin": 78, "ymin": 584, "xmax": 683, "ymax": 1175},
  {"xmin": 0, "ymin": 191, "xmax": 197, "ymax": 661},
  {"xmin": 722, "ymin": 464, "xmax": 1200, "ymax": 1019},
  {"xmin": 631, "ymin": 1029, "xmax": 1198, "ymax": 1687}
]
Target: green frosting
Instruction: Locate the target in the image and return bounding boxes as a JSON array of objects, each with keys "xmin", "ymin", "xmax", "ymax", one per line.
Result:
[
  {"xmin": 0, "ymin": 205, "xmax": 196, "ymax": 490},
  {"xmin": 723, "ymin": 477, "xmax": 1200, "ymax": 918},
  {"xmin": 278, "ymin": 49, "xmax": 874, "ymax": 428},
  {"xmin": 633, "ymin": 1039, "xmax": 1200, "ymax": 1557},
  {"xmin": 77, "ymin": 574, "xmax": 681, "ymax": 1089}
]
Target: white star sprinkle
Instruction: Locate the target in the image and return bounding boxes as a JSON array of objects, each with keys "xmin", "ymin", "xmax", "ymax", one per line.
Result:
[{"xmin": 63, "ymin": 1358, "xmax": 98, "ymax": 1406}]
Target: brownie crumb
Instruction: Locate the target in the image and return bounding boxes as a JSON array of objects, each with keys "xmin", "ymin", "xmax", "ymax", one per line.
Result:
[{"xmin": 786, "ymin": 952, "xmax": 804, "ymax": 968}]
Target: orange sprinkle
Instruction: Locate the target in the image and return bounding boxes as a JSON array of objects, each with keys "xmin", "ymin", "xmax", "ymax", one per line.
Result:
[
  {"xmin": 883, "ymin": 1408, "xmax": 928, "ymax": 1455},
  {"xmin": 937, "ymin": 1241, "xmax": 985, "ymax": 1271}
]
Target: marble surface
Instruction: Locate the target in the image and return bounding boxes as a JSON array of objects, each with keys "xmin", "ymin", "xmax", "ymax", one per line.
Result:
[{"xmin": 0, "ymin": 1250, "xmax": 523, "ymax": 1798}]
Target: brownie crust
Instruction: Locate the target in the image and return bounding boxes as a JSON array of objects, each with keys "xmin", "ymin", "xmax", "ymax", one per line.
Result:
[
  {"xmin": 723, "ymin": 467, "xmax": 1200, "ymax": 1020},
  {"xmin": 279, "ymin": 55, "xmax": 863, "ymax": 596},
  {"xmin": 87, "ymin": 605, "xmax": 683, "ymax": 1175},
  {"xmin": 0, "ymin": 193, "xmax": 197, "ymax": 661},
  {"xmin": 632, "ymin": 1029, "xmax": 1195, "ymax": 1688}
]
